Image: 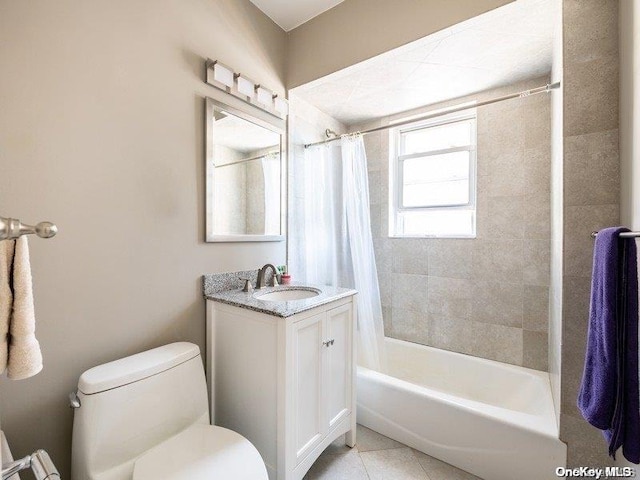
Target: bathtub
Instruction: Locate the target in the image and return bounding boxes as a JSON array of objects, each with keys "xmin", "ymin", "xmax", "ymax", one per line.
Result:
[{"xmin": 357, "ymin": 337, "xmax": 567, "ymax": 480}]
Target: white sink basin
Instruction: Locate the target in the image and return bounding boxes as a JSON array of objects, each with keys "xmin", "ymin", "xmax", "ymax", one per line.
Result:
[{"xmin": 255, "ymin": 288, "xmax": 321, "ymax": 302}]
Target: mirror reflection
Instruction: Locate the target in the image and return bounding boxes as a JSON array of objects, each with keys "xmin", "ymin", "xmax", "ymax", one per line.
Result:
[{"xmin": 206, "ymin": 100, "xmax": 283, "ymax": 240}]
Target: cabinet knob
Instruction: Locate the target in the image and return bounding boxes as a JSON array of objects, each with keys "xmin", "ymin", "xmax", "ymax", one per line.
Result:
[{"xmin": 322, "ymin": 339, "xmax": 335, "ymax": 347}]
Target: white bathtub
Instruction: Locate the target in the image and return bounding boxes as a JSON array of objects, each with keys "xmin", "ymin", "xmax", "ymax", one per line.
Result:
[{"xmin": 357, "ymin": 337, "xmax": 567, "ymax": 480}]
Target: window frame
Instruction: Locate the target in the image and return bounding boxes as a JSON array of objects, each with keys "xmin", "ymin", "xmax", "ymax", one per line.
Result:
[{"xmin": 389, "ymin": 110, "xmax": 478, "ymax": 239}]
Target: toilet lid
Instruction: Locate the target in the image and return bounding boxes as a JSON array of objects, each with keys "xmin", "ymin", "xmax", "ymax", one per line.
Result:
[{"xmin": 133, "ymin": 424, "xmax": 268, "ymax": 480}]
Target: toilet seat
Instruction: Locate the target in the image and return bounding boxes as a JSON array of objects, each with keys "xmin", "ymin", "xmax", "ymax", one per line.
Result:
[{"xmin": 132, "ymin": 423, "xmax": 268, "ymax": 480}]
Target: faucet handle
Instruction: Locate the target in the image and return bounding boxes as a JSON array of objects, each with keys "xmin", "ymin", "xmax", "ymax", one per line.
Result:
[{"xmin": 241, "ymin": 278, "xmax": 254, "ymax": 293}]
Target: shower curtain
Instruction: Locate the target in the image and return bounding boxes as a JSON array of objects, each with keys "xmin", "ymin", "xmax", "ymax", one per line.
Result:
[
  {"xmin": 262, "ymin": 154, "xmax": 280, "ymax": 235},
  {"xmin": 302, "ymin": 134, "xmax": 386, "ymax": 371}
]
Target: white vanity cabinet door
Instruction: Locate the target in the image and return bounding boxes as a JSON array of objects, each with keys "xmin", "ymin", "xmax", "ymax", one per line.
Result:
[
  {"xmin": 291, "ymin": 312, "xmax": 326, "ymax": 465},
  {"xmin": 324, "ymin": 303, "xmax": 353, "ymax": 429}
]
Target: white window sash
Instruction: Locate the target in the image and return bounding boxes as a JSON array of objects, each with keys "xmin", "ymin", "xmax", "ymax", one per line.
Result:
[{"xmin": 390, "ymin": 111, "xmax": 477, "ymax": 238}]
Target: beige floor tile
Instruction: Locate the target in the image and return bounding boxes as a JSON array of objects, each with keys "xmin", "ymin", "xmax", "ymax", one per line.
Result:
[
  {"xmin": 356, "ymin": 425, "xmax": 405, "ymax": 452},
  {"xmin": 321, "ymin": 434, "xmax": 357, "ymax": 456},
  {"xmin": 304, "ymin": 449, "xmax": 370, "ymax": 480},
  {"xmin": 361, "ymin": 447, "xmax": 430, "ymax": 479},
  {"xmin": 411, "ymin": 449, "xmax": 481, "ymax": 480}
]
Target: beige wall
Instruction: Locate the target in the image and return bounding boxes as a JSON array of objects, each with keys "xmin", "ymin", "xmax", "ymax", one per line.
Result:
[
  {"xmin": 0, "ymin": 0, "xmax": 286, "ymax": 475},
  {"xmin": 559, "ymin": 0, "xmax": 620, "ymax": 468},
  {"xmin": 356, "ymin": 77, "xmax": 551, "ymax": 369},
  {"xmin": 286, "ymin": 0, "xmax": 515, "ymax": 88}
]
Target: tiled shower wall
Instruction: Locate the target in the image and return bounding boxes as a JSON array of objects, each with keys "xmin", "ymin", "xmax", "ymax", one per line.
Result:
[
  {"xmin": 358, "ymin": 77, "xmax": 552, "ymax": 370},
  {"xmin": 559, "ymin": 0, "xmax": 620, "ymax": 467}
]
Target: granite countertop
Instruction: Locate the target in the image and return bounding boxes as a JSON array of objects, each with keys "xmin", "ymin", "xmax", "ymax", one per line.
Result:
[{"xmin": 205, "ymin": 282, "xmax": 357, "ymax": 318}]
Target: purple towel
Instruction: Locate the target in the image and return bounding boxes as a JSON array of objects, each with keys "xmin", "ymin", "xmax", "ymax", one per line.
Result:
[{"xmin": 578, "ymin": 227, "xmax": 640, "ymax": 463}]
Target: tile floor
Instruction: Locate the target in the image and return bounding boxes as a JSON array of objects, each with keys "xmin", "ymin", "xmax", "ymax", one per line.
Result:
[{"xmin": 304, "ymin": 425, "xmax": 481, "ymax": 480}]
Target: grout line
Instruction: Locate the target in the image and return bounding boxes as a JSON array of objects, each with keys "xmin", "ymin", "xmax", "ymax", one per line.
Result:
[{"xmin": 410, "ymin": 448, "xmax": 435, "ymax": 480}]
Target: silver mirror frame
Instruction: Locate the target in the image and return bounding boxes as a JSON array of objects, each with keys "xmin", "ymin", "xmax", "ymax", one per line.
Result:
[{"xmin": 205, "ymin": 97, "xmax": 286, "ymax": 242}]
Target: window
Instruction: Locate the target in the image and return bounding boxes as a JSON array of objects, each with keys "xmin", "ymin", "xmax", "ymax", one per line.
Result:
[{"xmin": 389, "ymin": 111, "xmax": 477, "ymax": 238}]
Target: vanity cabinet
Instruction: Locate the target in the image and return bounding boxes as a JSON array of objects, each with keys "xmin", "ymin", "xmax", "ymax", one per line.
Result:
[{"xmin": 206, "ymin": 295, "xmax": 357, "ymax": 480}]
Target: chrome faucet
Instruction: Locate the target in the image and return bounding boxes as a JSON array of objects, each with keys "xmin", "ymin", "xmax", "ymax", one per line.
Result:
[{"xmin": 256, "ymin": 264, "xmax": 279, "ymax": 289}]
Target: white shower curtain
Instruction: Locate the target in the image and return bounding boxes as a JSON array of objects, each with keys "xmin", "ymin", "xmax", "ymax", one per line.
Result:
[
  {"xmin": 301, "ymin": 134, "xmax": 386, "ymax": 371},
  {"xmin": 262, "ymin": 153, "xmax": 280, "ymax": 234}
]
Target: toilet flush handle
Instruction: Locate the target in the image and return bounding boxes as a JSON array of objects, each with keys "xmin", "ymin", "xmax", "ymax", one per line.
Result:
[{"xmin": 69, "ymin": 391, "xmax": 81, "ymax": 409}]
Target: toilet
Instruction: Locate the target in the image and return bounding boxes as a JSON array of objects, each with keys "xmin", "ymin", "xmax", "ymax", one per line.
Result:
[{"xmin": 71, "ymin": 342, "xmax": 268, "ymax": 480}]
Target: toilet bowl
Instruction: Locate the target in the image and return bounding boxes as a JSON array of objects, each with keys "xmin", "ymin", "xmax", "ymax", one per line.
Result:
[{"xmin": 71, "ymin": 342, "xmax": 267, "ymax": 480}]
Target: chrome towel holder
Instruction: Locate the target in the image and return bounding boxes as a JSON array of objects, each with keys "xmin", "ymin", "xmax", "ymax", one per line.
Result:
[
  {"xmin": 591, "ymin": 230, "xmax": 640, "ymax": 239},
  {"xmin": 0, "ymin": 216, "xmax": 57, "ymax": 241}
]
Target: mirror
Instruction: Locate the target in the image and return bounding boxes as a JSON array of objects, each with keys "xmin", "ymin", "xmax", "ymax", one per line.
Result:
[{"xmin": 206, "ymin": 98, "xmax": 284, "ymax": 242}]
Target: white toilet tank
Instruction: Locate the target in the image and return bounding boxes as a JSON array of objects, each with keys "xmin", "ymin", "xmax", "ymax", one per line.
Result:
[{"xmin": 71, "ymin": 342, "xmax": 209, "ymax": 480}]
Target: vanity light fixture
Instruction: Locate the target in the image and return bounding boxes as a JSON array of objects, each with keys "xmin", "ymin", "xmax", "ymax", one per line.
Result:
[
  {"xmin": 205, "ymin": 59, "xmax": 288, "ymax": 120},
  {"xmin": 273, "ymin": 95, "xmax": 289, "ymax": 116},
  {"xmin": 255, "ymin": 85, "xmax": 274, "ymax": 107},
  {"xmin": 211, "ymin": 61, "xmax": 234, "ymax": 88},
  {"xmin": 235, "ymin": 73, "xmax": 256, "ymax": 100}
]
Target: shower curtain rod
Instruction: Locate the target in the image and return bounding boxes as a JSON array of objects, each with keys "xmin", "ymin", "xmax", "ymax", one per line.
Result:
[
  {"xmin": 304, "ymin": 82, "xmax": 561, "ymax": 149},
  {"xmin": 215, "ymin": 150, "xmax": 279, "ymax": 168}
]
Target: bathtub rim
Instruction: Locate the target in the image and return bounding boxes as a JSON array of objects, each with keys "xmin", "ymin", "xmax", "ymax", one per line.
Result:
[{"xmin": 359, "ymin": 338, "xmax": 560, "ymax": 440}]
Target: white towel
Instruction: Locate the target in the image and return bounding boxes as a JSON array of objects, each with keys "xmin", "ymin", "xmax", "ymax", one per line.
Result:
[
  {"xmin": 0, "ymin": 240, "xmax": 14, "ymax": 373},
  {"xmin": 1, "ymin": 236, "xmax": 43, "ymax": 379}
]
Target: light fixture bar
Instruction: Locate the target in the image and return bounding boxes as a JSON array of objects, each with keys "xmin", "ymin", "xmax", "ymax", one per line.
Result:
[{"xmin": 204, "ymin": 59, "xmax": 288, "ymax": 120}]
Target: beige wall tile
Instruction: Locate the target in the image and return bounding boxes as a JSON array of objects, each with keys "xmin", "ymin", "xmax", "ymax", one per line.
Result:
[
  {"xmin": 472, "ymin": 239, "xmax": 525, "ymax": 282},
  {"xmin": 524, "ymin": 146, "xmax": 552, "ymax": 196},
  {"xmin": 427, "ymin": 276, "xmax": 473, "ymax": 320},
  {"xmin": 523, "ymin": 285, "xmax": 549, "ymax": 332},
  {"xmin": 563, "ymin": 204, "xmax": 620, "ymax": 278},
  {"xmin": 560, "ymin": 413, "xmax": 614, "ymax": 468},
  {"xmin": 430, "ymin": 316, "xmax": 523, "ymax": 366},
  {"xmin": 364, "ymin": 132, "xmax": 383, "ymax": 172},
  {"xmin": 560, "ymin": 0, "xmax": 620, "ymax": 467},
  {"xmin": 392, "ymin": 238, "xmax": 429, "ymax": 275},
  {"xmin": 523, "ymin": 330, "xmax": 549, "ymax": 371},
  {"xmin": 563, "ymin": 0, "xmax": 618, "ymax": 65},
  {"xmin": 368, "ymin": 169, "xmax": 382, "ymax": 206},
  {"xmin": 471, "ymin": 280, "xmax": 523, "ymax": 327},
  {"xmin": 561, "ymin": 275, "xmax": 591, "ymax": 417},
  {"xmin": 428, "ymin": 239, "xmax": 473, "ymax": 279},
  {"xmin": 524, "ymin": 192, "xmax": 551, "ymax": 240},
  {"xmin": 524, "ymin": 100, "xmax": 551, "ymax": 150},
  {"xmin": 564, "ymin": 55, "xmax": 619, "ymax": 137},
  {"xmin": 486, "ymin": 150, "xmax": 526, "ymax": 197},
  {"xmin": 476, "ymin": 196, "xmax": 525, "ymax": 239},
  {"xmin": 382, "ymin": 307, "xmax": 393, "ymax": 337},
  {"xmin": 392, "ymin": 274, "xmax": 429, "ymax": 313},
  {"xmin": 478, "ymin": 104, "xmax": 525, "ymax": 160},
  {"xmin": 371, "ymin": 82, "xmax": 549, "ymax": 369},
  {"xmin": 369, "ymin": 204, "xmax": 382, "ymax": 237},
  {"xmin": 389, "ymin": 308, "xmax": 430, "ymax": 345},
  {"xmin": 523, "ymin": 239, "xmax": 551, "ymax": 286},
  {"xmin": 564, "ymin": 129, "xmax": 620, "ymax": 206}
]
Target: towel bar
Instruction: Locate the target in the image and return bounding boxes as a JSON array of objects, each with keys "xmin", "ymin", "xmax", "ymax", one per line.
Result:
[
  {"xmin": 591, "ymin": 230, "xmax": 640, "ymax": 239},
  {"xmin": 0, "ymin": 216, "xmax": 57, "ymax": 241}
]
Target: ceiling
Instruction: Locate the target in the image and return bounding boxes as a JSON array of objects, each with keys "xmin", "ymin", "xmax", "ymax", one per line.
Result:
[
  {"xmin": 292, "ymin": 0, "xmax": 557, "ymax": 125},
  {"xmin": 249, "ymin": 0, "xmax": 345, "ymax": 31}
]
